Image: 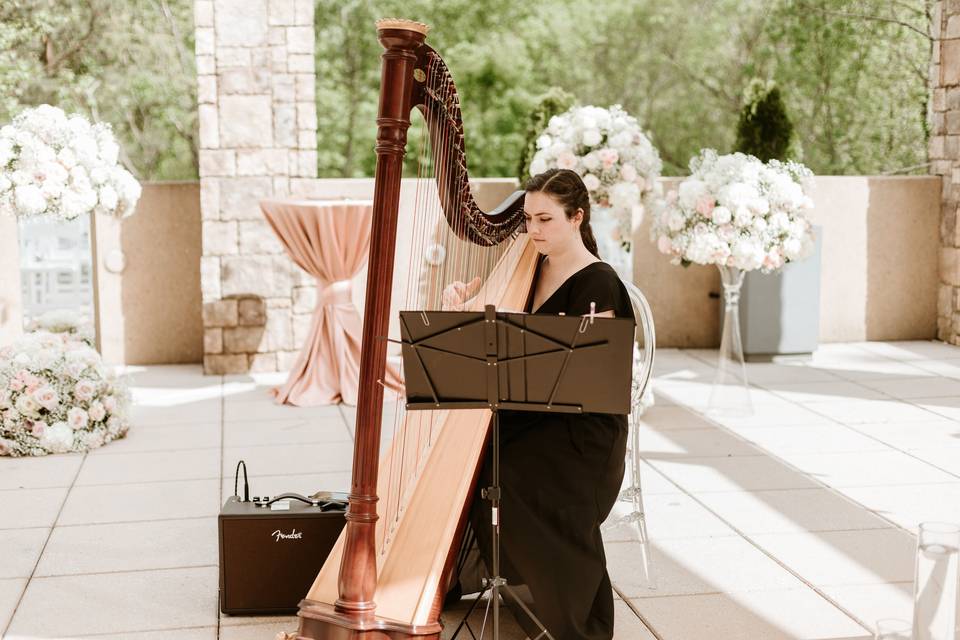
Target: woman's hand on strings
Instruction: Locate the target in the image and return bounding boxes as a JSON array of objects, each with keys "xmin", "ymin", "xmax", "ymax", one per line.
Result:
[{"xmin": 441, "ymin": 276, "xmax": 481, "ymax": 311}]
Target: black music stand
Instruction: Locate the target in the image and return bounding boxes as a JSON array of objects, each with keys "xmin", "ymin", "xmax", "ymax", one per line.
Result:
[{"xmin": 398, "ymin": 305, "xmax": 634, "ymax": 640}]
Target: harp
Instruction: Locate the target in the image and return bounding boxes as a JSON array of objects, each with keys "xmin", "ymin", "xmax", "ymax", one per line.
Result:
[{"xmin": 296, "ymin": 18, "xmax": 538, "ymax": 639}]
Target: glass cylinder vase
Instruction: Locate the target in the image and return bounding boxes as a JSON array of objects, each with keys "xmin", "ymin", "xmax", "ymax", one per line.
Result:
[
  {"xmin": 706, "ymin": 265, "xmax": 754, "ymax": 417},
  {"xmin": 911, "ymin": 521, "xmax": 960, "ymax": 640}
]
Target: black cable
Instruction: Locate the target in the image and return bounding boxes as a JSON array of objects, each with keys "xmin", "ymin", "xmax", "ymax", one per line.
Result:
[{"xmin": 233, "ymin": 460, "xmax": 249, "ymax": 502}]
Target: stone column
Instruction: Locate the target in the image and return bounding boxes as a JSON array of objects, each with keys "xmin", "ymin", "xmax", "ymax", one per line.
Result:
[
  {"xmin": 932, "ymin": 0, "xmax": 960, "ymax": 345},
  {"xmin": 194, "ymin": 0, "xmax": 317, "ymax": 373}
]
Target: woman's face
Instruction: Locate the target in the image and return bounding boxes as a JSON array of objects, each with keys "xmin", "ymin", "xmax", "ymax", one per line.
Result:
[{"xmin": 523, "ymin": 191, "xmax": 581, "ymax": 256}]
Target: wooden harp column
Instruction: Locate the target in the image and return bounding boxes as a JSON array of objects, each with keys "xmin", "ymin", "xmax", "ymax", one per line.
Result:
[{"xmin": 335, "ymin": 20, "xmax": 426, "ymax": 620}]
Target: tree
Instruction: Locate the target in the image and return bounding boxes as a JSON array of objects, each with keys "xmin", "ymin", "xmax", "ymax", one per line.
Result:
[
  {"xmin": 0, "ymin": 0, "xmax": 197, "ymax": 180},
  {"xmin": 734, "ymin": 80, "xmax": 797, "ymax": 161}
]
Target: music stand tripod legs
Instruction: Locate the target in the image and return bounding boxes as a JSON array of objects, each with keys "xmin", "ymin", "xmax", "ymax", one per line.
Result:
[{"xmin": 447, "ymin": 408, "xmax": 555, "ymax": 640}]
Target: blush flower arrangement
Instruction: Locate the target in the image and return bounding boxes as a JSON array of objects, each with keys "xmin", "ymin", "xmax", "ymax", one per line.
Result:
[{"xmin": 0, "ymin": 331, "xmax": 130, "ymax": 456}]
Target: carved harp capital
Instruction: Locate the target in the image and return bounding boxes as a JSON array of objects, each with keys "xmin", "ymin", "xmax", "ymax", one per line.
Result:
[{"xmin": 375, "ymin": 18, "xmax": 431, "ymax": 35}]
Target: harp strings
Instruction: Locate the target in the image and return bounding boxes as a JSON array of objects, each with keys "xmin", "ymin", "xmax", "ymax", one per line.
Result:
[{"xmin": 376, "ymin": 53, "xmax": 517, "ymax": 557}]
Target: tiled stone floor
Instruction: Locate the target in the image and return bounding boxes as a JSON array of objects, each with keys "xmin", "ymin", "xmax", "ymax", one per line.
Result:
[{"xmin": 2, "ymin": 340, "xmax": 960, "ymax": 639}]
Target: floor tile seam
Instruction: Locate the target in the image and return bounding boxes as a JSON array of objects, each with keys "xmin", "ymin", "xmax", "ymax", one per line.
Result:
[
  {"xmin": 635, "ymin": 454, "xmax": 884, "ymax": 634},
  {"xmin": 826, "ymin": 421, "xmax": 960, "ymax": 481},
  {"xmin": 33, "ymin": 562, "xmax": 220, "ymax": 580},
  {"xmin": 618, "ymin": 580, "xmax": 914, "ymax": 601},
  {"xmin": 611, "ymin": 584, "xmax": 663, "ymax": 640},
  {"xmin": 65, "ymin": 623, "xmax": 219, "ymax": 638},
  {"xmin": 664, "ymin": 378, "xmax": 960, "ymax": 501},
  {"xmin": 27, "ymin": 563, "xmax": 219, "ymax": 581},
  {"xmin": 605, "ymin": 523, "xmax": 895, "ymax": 542},
  {"xmin": 87, "ymin": 437, "xmax": 353, "ymax": 456},
  {"xmin": 19, "ymin": 514, "xmax": 219, "ymax": 530},
  {"xmin": 2, "ymin": 449, "xmax": 86, "ymax": 639},
  {"xmin": 89, "ymin": 445, "xmax": 224, "ymax": 456},
  {"xmin": 67, "ymin": 468, "xmax": 352, "ymax": 489}
]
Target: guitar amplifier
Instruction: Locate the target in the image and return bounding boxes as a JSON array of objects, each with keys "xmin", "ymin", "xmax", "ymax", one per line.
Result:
[{"xmin": 218, "ymin": 491, "xmax": 347, "ymax": 615}]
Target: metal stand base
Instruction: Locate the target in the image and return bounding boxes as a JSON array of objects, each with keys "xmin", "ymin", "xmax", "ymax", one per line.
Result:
[{"xmin": 447, "ymin": 411, "xmax": 555, "ymax": 640}]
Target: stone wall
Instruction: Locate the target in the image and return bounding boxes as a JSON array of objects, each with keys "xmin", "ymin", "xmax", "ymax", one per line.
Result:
[
  {"xmin": 932, "ymin": 0, "xmax": 960, "ymax": 345},
  {"xmin": 194, "ymin": 0, "xmax": 318, "ymax": 374}
]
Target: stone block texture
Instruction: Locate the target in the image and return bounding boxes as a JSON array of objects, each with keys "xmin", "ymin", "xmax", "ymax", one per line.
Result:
[
  {"xmin": 195, "ymin": 0, "xmax": 318, "ymax": 373},
  {"xmin": 933, "ymin": 1, "xmax": 960, "ymax": 345}
]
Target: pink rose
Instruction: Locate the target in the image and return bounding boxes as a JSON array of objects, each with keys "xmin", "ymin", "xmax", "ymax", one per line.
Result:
[
  {"xmin": 74, "ymin": 380, "xmax": 96, "ymax": 402},
  {"xmin": 67, "ymin": 407, "xmax": 89, "ymax": 430},
  {"xmin": 33, "ymin": 386, "xmax": 59, "ymax": 411},
  {"xmin": 556, "ymin": 152, "xmax": 578, "ymax": 170},
  {"xmin": 88, "ymin": 401, "xmax": 106, "ymax": 422},
  {"xmin": 657, "ymin": 235, "xmax": 673, "ymax": 254},
  {"xmin": 598, "ymin": 148, "xmax": 619, "ymax": 168},
  {"xmin": 634, "ymin": 176, "xmax": 646, "ymax": 191},
  {"xmin": 31, "ymin": 420, "xmax": 47, "ymax": 437},
  {"xmin": 695, "ymin": 196, "xmax": 716, "ymax": 217},
  {"xmin": 620, "ymin": 164, "xmax": 638, "ymax": 182}
]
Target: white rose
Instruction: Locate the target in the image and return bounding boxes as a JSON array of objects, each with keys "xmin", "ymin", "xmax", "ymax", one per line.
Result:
[
  {"xmin": 620, "ymin": 164, "xmax": 637, "ymax": 182},
  {"xmin": 782, "ymin": 236, "xmax": 803, "ymax": 259},
  {"xmin": 711, "ymin": 206, "xmax": 732, "ymax": 225},
  {"xmin": 106, "ymin": 415, "xmax": 124, "ymax": 436},
  {"xmin": 0, "ymin": 175, "xmax": 11, "ymax": 193},
  {"xmin": 60, "ymin": 187, "xmax": 97, "ymax": 219},
  {"xmin": 102, "ymin": 395, "xmax": 117, "ymax": 412},
  {"xmin": 733, "ymin": 206, "xmax": 753, "ymax": 228},
  {"xmin": 678, "ymin": 179, "xmax": 708, "ymax": 210},
  {"xmin": 0, "ymin": 138, "xmax": 13, "ymax": 166},
  {"xmin": 752, "ymin": 217, "xmax": 768, "ymax": 231},
  {"xmin": 582, "ymin": 152, "xmax": 601, "ymax": 172},
  {"xmin": 582, "ymin": 173, "xmax": 601, "ymax": 191},
  {"xmin": 667, "ymin": 211, "xmax": 686, "ymax": 232},
  {"xmin": 98, "ymin": 185, "xmax": 118, "ymax": 211},
  {"xmin": 529, "ymin": 156, "xmax": 548, "ymax": 176},
  {"xmin": 609, "ymin": 181, "xmax": 640, "ymax": 210},
  {"xmin": 89, "ymin": 167, "xmax": 109, "ymax": 185},
  {"xmin": 536, "ymin": 134, "xmax": 552, "ymax": 150},
  {"xmin": 15, "ymin": 394, "xmax": 41, "ymax": 417},
  {"xmin": 41, "ymin": 422, "xmax": 74, "ymax": 453},
  {"xmin": 14, "ymin": 185, "xmax": 47, "ymax": 216},
  {"xmin": 57, "ymin": 147, "xmax": 77, "ymax": 169},
  {"xmin": 32, "ymin": 386, "xmax": 59, "ymax": 411},
  {"xmin": 98, "ymin": 139, "xmax": 120, "ymax": 166},
  {"xmin": 582, "ymin": 129, "xmax": 602, "ymax": 147},
  {"xmin": 609, "ymin": 131, "xmax": 633, "ymax": 149},
  {"xmin": 67, "ymin": 407, "xmax": 89, "ymax": 430},
  {"xmin": 88, "ymin": 400, "xmax": 106, "ymax": 422}
]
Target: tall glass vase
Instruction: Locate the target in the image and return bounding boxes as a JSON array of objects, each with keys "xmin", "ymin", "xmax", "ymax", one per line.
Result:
[
  {"xmin": 706, "ymin": 265, "xmax": 753, "ymax": 417},
  {"xmin": 911, "ymin": 521, "xmax": 960, "ymax": 640}
]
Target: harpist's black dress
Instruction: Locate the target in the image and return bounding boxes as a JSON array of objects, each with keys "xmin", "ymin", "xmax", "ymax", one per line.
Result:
[{"xmin": 465, "ymin": 259, "xmax": 633, "ymax": 640}]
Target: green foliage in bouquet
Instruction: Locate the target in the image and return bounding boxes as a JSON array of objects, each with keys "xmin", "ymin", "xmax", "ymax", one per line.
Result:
[
  {"xmin": 516, "ymin": 87, "xmax": 576, "ymax": 183},
  {"xmin": 734, "ymin": 79, "xmax": 800, "ymax": 163}
]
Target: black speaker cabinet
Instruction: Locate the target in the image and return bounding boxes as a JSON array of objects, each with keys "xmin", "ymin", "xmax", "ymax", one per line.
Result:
[{"xmin": 218, "ymin": 496, "xmax": 346, "ymax": 615}]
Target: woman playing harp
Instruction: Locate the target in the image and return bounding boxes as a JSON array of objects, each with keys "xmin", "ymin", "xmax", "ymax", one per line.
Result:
[{"xmin": 446, "ymin": 169, "xmax": 633, "ymax": 640}]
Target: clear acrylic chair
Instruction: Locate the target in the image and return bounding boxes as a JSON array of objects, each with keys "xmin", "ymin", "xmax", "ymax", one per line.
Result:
[{"xmin": 601, "ymin": 279, "xmax": 656, "ymax": 589}]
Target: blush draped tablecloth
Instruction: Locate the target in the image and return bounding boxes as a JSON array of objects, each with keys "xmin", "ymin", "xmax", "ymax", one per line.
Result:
[{"xmin": 260, "ymin": 198, "xmax": 401, "ymax": 406}]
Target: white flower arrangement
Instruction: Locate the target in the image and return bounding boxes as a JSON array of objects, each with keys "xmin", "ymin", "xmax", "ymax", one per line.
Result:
[
  {"xmin": 0, "ymin": 331, "xmax": 130, "ymax": 456},
  {"xmin": 0, "ymin": 104, "xmax": 141, "ymax": 221},
  {"xmin": 650, "ymin": 149, "xmax": 815, "ymax": 272},
  {"xmin": 528, "ymin": 105, "xmax": 662, "ymax": 253},
  {"xmin": 25, "ymin": 309, "xmax": 96, "ymax": 347}
]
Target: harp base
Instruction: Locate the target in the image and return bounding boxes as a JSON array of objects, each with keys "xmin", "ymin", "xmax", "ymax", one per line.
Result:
[{"xmin": 297, "ymin": 599, "xmax": 442, "ymax": 640}]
